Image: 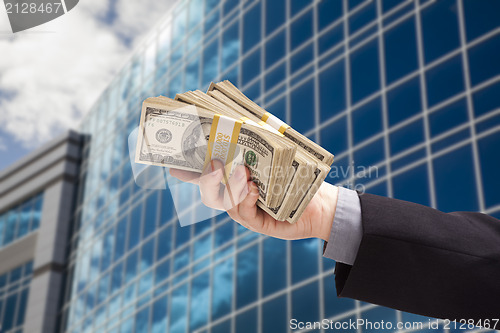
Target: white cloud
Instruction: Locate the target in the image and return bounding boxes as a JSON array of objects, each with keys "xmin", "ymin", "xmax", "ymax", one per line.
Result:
[{"xmin": 0, "ymin": 0, "xmax": 174, "ymax": 148}]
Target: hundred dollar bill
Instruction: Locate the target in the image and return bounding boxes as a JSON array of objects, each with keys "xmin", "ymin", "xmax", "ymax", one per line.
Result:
[{"xmin": 135, "ymin": 97, "xmax": 278, "ymax": 204}]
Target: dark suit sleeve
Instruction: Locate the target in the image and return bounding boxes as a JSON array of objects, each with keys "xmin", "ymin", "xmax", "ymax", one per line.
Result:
[{"xmin": 333, "ymin": 192, "xmax": 500, "ymax": 321}]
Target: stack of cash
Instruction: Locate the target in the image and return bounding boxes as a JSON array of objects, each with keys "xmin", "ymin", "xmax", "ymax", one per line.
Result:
[{"xmin": 135, "ymin": 81, "xmax": 334, "ymax": 223}]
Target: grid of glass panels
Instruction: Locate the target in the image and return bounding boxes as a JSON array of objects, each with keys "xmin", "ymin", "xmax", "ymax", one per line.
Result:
[
  {"xmin": 0, "ymin": 193, "xmax": 43, "ymax": 249},
  {"xmin": 61, "ymin": 0, "xmax": 500, "ymax": 332},
  {"xmin": 0, "ymin": 261, "xmax": 33, "ymax": 333}
]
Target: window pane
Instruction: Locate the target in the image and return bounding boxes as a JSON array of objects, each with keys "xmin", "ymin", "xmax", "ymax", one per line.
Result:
[
  {"xmin": 390, "ymin": 119, "xmax": 424, "ymax": 156},
  {"xmin": 175, "ymin": 223, "xmax": 191, "ymax": 248},
  {"xmin": 151, "ymin": 296, "xmax": 168, "ymax": 333},
  {"xmin": 155, "ymin": 259, "xmax": 170, "ymax": 285},
  {"xmin": 3, "ymin": 293, "xmax": 17, "ymax": 330},
  {"xmin": 174, "ymin": 248, "xmax": 189, "ymax": 272},
  {"xmin": 203, "ymin": 37, "xmax": 219, "ymax": 85},
  {"xmin": 236, "ymin": 307, "xmax": 257, "ymax": 333},
  {"xmin": 354, "ymin": 138, "xmax": 385, "ymax": 171},
  {"xmin": 156, "ymin": 226, "xmax": 172, "ymax": 260},
  {"xmin": 468, "ymin": 34, "xmax": 500, "ymax": 87},
  {"xmin": 473, "ymin": 81, "xmax": 500, "ymax": 117},
  {"xmin": 160, "ymin": 189, "xmax": 174, "ymax": 228},
  {"xmin": 421, "ymin": 0, "xmax": 460, "ymax": 63},
  {"xmin": 190, "ymin": 272, "xmax": 210, "ymax": 331},
  {"xmin": 321, "ymin": 116, "xmax": 348, "ymax": 155},
  {"xmin": 266, "ymin": 96, "xmax": 287, "ymax": 122},
  {"xmin": 140, "ymin": 238, "xmax": 155, "ymax": 271},
  {"xmin": 291, "ymin": 10, "xmax": 313, "ymax": 50},
  {"xmin": 429, "ymin": 98, "xmax": 468, "ymax": 137},
  {"xmin": 352, "ymin": 97, "xmax": 382, "ymax": 144},
  {"xmin": 125, "ymin": 250, "xmax": 138, "ymax": 283},
  {"xmin": 265, "ymin": 63, "xmax": 286, "ymax": 91},
  {"xmin": 291, "ymin": 238, "xmax": 319, "ymax": 284},
  {"xmin": 349, "ymin": 0, "xmax": 376, "ymax": 35},
  {"xmin": 194, "ymin": 233, "xmax": 212, "ymax": 260},
  {"xmin": 478, "ymin": 131, "xmax": 500, "ymax": 208},
  {"xmin": 128, "ymin": 204, "xmax": 143, "ymax": 250},
  {"xmin": 170, "ymin": 284, "xmax": 188, "ymax": 333},
  {"xmin": 204, "ymin": 4, "xmax": 219, "ymax": 31},
  {"xmin": 291, "ymin": 43, "xmax": 313, "ymax": 74},
  {"xmin": 262, "ymin": 238, "xmax": 286, "ymax": 296},
  {"xmin": 212, "ymin": 320, "xmax": 231, "ymax": 333},
  {"xmin": 317, "ymin": 0, "xmax": 343, "ymax": 31},
  {"xmin": 290, "ymin": 80, "xmax": 315, "ymax": 134},
  {"xmin": 185, "ymin": 57, "xmax": 200, "ymax": 91},
  {"xmin": 214, "ymin": 222, "xmax": 233, "ymax": 248},
  {"xmin": 114, "ymin": 217, "xmax": 127, "ymax": 261},
  {"xmin": 222, "ymin": 21, "xmax": 240, "ymax": 69},
  {"xmin": 319, "ymin": 60, "xmax": 346, "ymax": 121},
  {"xmin": 318, "ymin": 24, "xmax": 343, "ymax": 55},
  {"xmin": 212, "ymin": 257, "xmax": 233, "ymax": 320},
  {"xmin": 265, "ymin": 30, "xmax": 286, "ymax": 68},
  {"xmin": 463, "ymin": 0, "xmax": 500, "ymax": 41},
  {"xmin": 143, "ymin": 192, "xmax": 158, "ymax": 240},
  {"xmin": 291, "ymin": 0, "xmax": 312, "ymax": 16},
  {"xmin": 242, "ymin": 49, "xmax": 261, "ymax": 85},
  {"xmin": 262, "ymin": 295, "xmax": 287, "ymax": 332},
  {"xmin": 243, "ymin": 2, "xmax": 261, "ymax": 53},
  {"xmin": 236, "ymin": 245, "xmax": 258, "ymax": 308},
  {"xmin": 135, "ymin": 306, "xmax": 150, "ymax": 333},
  {"xmin": 387, "ymin": 76, "xmax": 421, "ymax": 126},
  {"xmin": 243, "ymin": 80, "xmax": 261, "ymax": 101},
  {"xmin": 16, "ymin": 288, "xmax": 29, "ymax": 326},
  {"xmin": 384, "ymin": 17, "xmax": 418, "ymax": 84},
  {"xmin": 392, "ymin": 163, "xmax": 430, "ymax": 206},
  {"xmin": 265, "ymin": 0, "xmax": 285, "ymax": 35},
  {"xmin": 292, "ymin": 282, "xmax": 319, "ymax": 323},
  {"xmin": 172, "ymin": 6, "xmax": 187, "ymax": 49},
  {"xmin": 434, "ymin": 145, "xmax": 478, "ymax": 212},
  {"xmin": 223, "ymin": 0, "xmax": 238, "ymax": 16},
  {"xmin": 110, "ymin": 262, "xmax": 123, "ymax": 294},
  {"xmin": 101, "ymin": 229, "xmax": 114, "ymax": 271},
  {"xmin": 350, "ymin": 39, "xmax": 380, "ymax": 104},
  {"xmin": 425, "ymin": 55, "xmax": 464, "ymax": 107}
]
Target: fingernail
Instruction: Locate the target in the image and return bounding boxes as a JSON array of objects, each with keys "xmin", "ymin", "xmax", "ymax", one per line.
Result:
[{"xmin": 210, "ymin": 167, "xmax": 221, "ymax": 177}]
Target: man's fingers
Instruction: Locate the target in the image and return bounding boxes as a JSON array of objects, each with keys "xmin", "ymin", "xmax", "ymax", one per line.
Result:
[
  {"xmin": 199, "ymin": 160, "xmax": 225, "ymax": 210},
  {"xmin": 223, "ymin": 165, "xmax": 250, "ymax": 215},
  {"xmin": 238, "ymin": 180, "xmax": 264, "ymax": 229},
  {"xmin": 169, "ymin": 169, "xmax": 201, "ymax": 185}
]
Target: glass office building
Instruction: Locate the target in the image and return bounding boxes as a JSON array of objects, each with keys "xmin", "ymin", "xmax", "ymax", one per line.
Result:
[{"xmin": 59, "ymin": 0, "xmax": 500, "ymax": 332}]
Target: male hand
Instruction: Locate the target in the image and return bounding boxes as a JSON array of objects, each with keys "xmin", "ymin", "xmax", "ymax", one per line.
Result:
[{"xmin": 169, "ymin": 159, "xmax": 339, "ymax": 241}]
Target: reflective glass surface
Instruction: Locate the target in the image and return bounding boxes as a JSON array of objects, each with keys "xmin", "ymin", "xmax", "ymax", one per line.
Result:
[
  {"xmin": 0, "ymin": 192, "xmax": 43, "ymax": 249},
  {"xmin": 0, "ymin": 261, "xmax": 32, "ymax": 333}
]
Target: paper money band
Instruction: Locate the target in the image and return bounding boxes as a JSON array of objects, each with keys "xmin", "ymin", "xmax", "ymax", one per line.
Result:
[
  {"xmin": 261, "ymin": 112, "xmax": 290, "ymax": 134},
  {"xmin": 205, "ymin": 114, "xmax": 243, "ymax": 179},
  {"xmin": 239, "ymin": 116, "xmax": 284, "ymax": 137}
]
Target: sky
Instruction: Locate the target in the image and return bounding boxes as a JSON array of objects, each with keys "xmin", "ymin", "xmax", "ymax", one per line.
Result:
[{"xmin": 0, "ymin": 0, "xmax": 175, "ymax": 171}]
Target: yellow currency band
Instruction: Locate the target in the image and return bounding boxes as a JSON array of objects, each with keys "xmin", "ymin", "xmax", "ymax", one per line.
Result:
[
  {"xmin": 204, "ymin": 114, "xmax": 243, "ymax": 184},
  {"xmin": 261, "ymin": 112, "xmax": 290, "ymax": 134}
]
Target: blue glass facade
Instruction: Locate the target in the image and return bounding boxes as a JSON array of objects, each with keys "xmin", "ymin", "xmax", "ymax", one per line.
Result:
[
  {"xmin": 0, "ymin": 261, "xmax": 33, "ymax": 333},
  {"xmin": 61, "ymin": 0, "xmax": 500, "ymax": 332},
  {"xmin": 0, "ymin": 193, "xmax": 43, "ymax": 250}
]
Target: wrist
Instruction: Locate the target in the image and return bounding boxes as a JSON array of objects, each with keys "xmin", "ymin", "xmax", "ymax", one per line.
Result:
[{"xmin": 315, "ymin": 183, "xmax": 339, "ymax": 242}]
